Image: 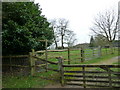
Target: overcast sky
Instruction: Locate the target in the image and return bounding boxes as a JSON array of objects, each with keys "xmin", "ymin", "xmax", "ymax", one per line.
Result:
[{"xmin": 34, "ymin": 0, "xmax": 119, "ymax": 44}]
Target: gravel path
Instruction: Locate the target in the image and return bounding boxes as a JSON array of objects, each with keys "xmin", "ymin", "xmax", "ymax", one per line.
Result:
[
  {"xmin": 91, "ymin": 56, "xmax": 119, "ymax": 65},
  {"xmin": 44, "ymin": 56, "xmax": 119, "ymax": 88}
]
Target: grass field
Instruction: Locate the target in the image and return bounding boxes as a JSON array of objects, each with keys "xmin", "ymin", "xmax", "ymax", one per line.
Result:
[
  {"xmin": 2, "ymin": 47, "xmax": 119, "ymax": 88},
  {"xmin": 38, "ymin": 47, "xmax": 118, "ymax": 65}
]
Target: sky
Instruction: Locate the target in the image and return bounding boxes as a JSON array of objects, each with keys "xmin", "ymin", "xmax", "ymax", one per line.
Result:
[{"xmin": 34, "ymin": 0, "xmax": 119, "ymax": 45}]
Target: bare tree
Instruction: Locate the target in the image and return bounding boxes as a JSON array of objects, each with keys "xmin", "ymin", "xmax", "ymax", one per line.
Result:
[
  {"xmin": 50, "ymin": 18, "xmax": 77, "ymax": 49},
  {"xmin": 94, "ymin": 34, "xmax": 109, "ymax": 47},
  {"xmin": 90, "ymin": 9, "xmax": 119, "ymax": 44},
  {"xmin": 65, "ymin": 30, "xmax": 77, "ymax": 47},
  {"xmin": 57, "ymin": 18, "xmax": 69, "ymax": 49},
  {"xmin": 50, "ymin": 19, "xmax": 59, "ymax": 49}
]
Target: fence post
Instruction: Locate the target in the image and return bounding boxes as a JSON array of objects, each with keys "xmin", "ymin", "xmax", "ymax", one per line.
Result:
[
  {"xmin": 82, "ymin": 66, "xmax": 86, "ymax": 88},
  {"xmin": 92, "ymin": 48, "xmax": 94, "ymax": 57},
  {"xmin": 108, "ymin": 67, "xmax": 112, "ymax": 87},
  {"xmin": 98, "ymin": 46, "xmax": 101, "ymax": 57},
  {"xmin": 57, "ymin": 57, "xmax": 64, "ymax": 86},
  {"xmin": 81, "ymin": 47, "xmax": 85, "ymax": 62},
  {"xmin": 111, "ymin": 46, "xmax": 114, "ymax": 54},
  {"xmin": 9, "ymin": 55, "xmax": 12, "ymax": 72},
  {"xmin": 30, "ymin": 49, "xmax": 35, "ymax": 76},
  {"xmin": 45, "ymin": 39, "xmax": 48, "ymax": 72},
  {"xmin": 68, "ymin": 48, "xmax": 70, "ymax": 64}
]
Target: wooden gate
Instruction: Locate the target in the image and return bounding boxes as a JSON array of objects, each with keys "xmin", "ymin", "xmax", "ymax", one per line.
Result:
[{"xmin": 60, "ymin": 64, "xmax": 120, "ymax": 88}]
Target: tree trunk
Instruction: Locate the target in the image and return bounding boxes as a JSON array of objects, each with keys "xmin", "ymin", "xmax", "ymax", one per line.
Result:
[
  {"xmin": 54, "ymin": 36, "xmax": 58, "ymax": 49},
  {"xmin": 61, "ymin": 35, "xmax": 64, "ymax": 49}
]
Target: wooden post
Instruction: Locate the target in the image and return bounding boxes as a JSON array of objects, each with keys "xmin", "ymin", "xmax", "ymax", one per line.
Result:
[
  {"xmin": 45, "ymin": 39, "xmax": 48, "ymax": 72},
  {"xmin": 113, "ymin": 47, "xmax": 116, "ymax": 53},
  {"xmin": 98, "ymin": 46, "xmax": 101, "ymax": 57},
  {"xmin": 108, "ymin": 67, "xmax": 112, "ymax": 87},
  {"xmin": 57, "ymin": 57, "xmax": 64, "ymax": 86},
  {"xmin": 68, "ymin": 48, "xmax": 70, "ymax": 64},
  {"xmin": 92, "ymin": 48, "xmax": 94, "ymax": 57},
  {"xmin": 9, "ymin": 55, "xmax": 12, "ymax": 72},
  {"xmin": 81, "ymin": 48, "xmax": 85, "ymax": 62},
  {"xmin": 82, "ymin": 66, "xmax": 86, "ymax": 88},
  {"xmin": 30, "ymin": 49, "xmax": 35, "ymax": 76},
  {"xmin": 111, "ymin": 46, "xmax": 114, "ymax": 54}
]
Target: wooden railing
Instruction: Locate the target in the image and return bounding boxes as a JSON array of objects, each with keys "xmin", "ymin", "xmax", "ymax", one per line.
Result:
[{"xmin": 56, "ymin": 57, "xmax": 120, "ymax": 88}]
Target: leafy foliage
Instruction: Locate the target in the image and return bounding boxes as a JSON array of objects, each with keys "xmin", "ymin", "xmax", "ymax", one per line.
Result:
[{"xmin": 2, "ymin": 2, "xmax": 54, "ymax": 55}]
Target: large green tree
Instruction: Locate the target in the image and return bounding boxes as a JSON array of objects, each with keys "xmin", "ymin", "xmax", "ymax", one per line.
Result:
[{"xmin": 2, "ymin": 2, "xmax": 54, "ymax": 55}]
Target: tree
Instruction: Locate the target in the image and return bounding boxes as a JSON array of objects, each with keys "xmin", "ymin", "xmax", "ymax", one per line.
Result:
[
  {"xmin": 89, "ymin": 36, "xmax": 95, "ymax": 48},
  {"xmin": 50, "ymin": 18, "xmax": 77, "ymax": 49},
  {"xmin": 50, "ymin": 19, "xmax": 59, "ymax": 49},
  {"xmin": 90, "ymin": 9, "xmax": 119, "ymax": 44},
  {"xmin": 57, "ymin": 18, "xmax": 70, "ymax": 49},
  {"xmin": 64, "ymin": 30, "xmax": 77, "ymax": 47},
  {"xmin": 94, "ymin": 34, "xmax": 109, "ymax": 47},
  {"xmin": 2, "ymin": 2, "xmax": 54, "ymax": 55}
]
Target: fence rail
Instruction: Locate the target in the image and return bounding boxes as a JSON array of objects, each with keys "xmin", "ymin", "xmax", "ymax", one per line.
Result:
[
  {"xmin": 62, "ymin": 64, "xmax": 120, "ymax": 88},
  {"xmin": 56, "ymin": 57, "xmax": 120, "ymax": 88}
]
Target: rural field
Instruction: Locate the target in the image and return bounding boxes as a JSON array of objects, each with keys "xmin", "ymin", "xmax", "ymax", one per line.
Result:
[
  {"xmin": 2, "ymin": 1, "xmax": 119, "ymax": 89},
  {"xmin": 2, "ymin": 47, "xmax": 119, "ymax": 88}
]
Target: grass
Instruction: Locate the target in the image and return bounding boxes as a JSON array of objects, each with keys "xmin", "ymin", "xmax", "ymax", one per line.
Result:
[
  {"xmin": 2, "ymin": 47, "xmax": 119, "ymax": 88},
  {"xmin": 3, "ymin": 75, "xmax": 49, "ymax": 88},
  {"xmin": 2, "ymin": 71, "xmax": 60, "ymax": 88},
  {"xmin": 39, "ymin": 47, "xmax": 118, "ymax": 64}
]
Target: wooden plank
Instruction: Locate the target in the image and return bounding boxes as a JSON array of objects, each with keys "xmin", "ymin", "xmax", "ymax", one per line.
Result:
[
  {"xmin": 85, "ymin": 84, "xmax": 109, "ymax": 87},
  {"xmin": 64, "ymin": 74, "xmax": 119, "ymax": 79},
  {"xmin": 65, "ymin": 79, "xmax": 120, "ymax": 84},
  {"xmin": 64, "ymin": 70, "xmax": 120, "ymax": 74},
  {"xmin": 2, "ymin": 55, "xmax": 29, "ymax": 58},
  {"xmin": 64, "ymin": 74, "xmax": 86, "ymax": 77},
  {"xmin": 66, "ymin": 82, "xmax": 83, "ymax": 86},
  {"xmin": 66, "ymin": 82, "xmax": 120, "ymax": 88},
  {"xmin": 30, "ymin": 51, "xmax": 35, "ymax": 76},
  {"xmin": 58, "ymin": 57, "xmax": 64, "ymax": 86},
  {"xmin": 2, "ymin": 64, "xmax": 29, "ymax": 67},
  {"xmin": 108, "ymin": 67, "xmax": 112, "ymax": 87},
  {"xmin": 86, "ymin": 84, "xmax": 120, "ymax": 88},
  {"xmin": 36, "ymin": 49, "xmax": 68, "ymax": 53},
  {"xmin": 82, "ymin": 66, "xmax": 86, "ymax": 88},
  {"xmin": 68, "ymin": 48, "xmax": 70, "ymax": 64},
  {"xmin": 32, "ymin": 56, "xmax": 58, "ymax": 65},
  {"xmin": 80, "ymin": 48, "xmax": 85, "ymax": 62},
  {"xmin": 47, "ymin": 68, "xmax": 59, "ymax": 72},
  {"xmin": 35, "ymin": 64, "xmax": 47, "ymax": 67},
  {"xmin": 64, "ymin": 70, "xmax": 108, "ymax": 74},
  {"xmin": 99, "ymin": 66, "xmax": 120, "ymax": 77},
  {"xmin": 62, "ymin": 64, "xmax": 120, "ymax": 68}
]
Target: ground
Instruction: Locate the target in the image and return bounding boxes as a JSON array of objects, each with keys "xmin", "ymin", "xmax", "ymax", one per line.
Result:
[{"xmin": 44, "ymin": 56, "xmax": 120, "ymax": 88}]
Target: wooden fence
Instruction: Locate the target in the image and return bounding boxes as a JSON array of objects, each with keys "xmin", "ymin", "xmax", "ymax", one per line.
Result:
[
  {"xmin": 35, "ymin": 46, "xmax": 117, "ymax": 65},
  {"xmin": 58, "ymin": 57, "xmax": 120, "ymax": 88},
  {"xmin": 2, "ymin": 55, "xmax": 30, "ymax": 76},
  {"xmin": 2, "ymin": 47, "xmax": 118, "ymax": 78}
]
